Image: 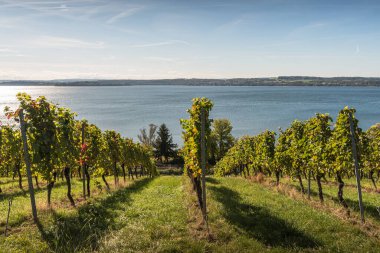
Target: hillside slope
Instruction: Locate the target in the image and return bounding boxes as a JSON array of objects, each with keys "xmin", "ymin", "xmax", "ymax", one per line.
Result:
[{"xmin": 1, "ymin": 176, "xmax": 380, "ymax": 252}]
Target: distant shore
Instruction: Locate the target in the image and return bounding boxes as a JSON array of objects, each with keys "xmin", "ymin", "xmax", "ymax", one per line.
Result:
[{"xmin": 1, "ymin": 76, "xmax": 380, "ymax": 86}]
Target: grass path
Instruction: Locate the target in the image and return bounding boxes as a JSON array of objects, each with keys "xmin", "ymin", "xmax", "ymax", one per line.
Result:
[
  {"xmin": 96, "ymin": 176, "xmax": 201, "ymax": 253},
  {"xmin": 2, "ymin": 176, "xmax": 380, "ymax": 252}
]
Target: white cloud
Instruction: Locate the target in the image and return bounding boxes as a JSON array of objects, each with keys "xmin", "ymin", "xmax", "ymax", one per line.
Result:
[
  {"xmin": 32, "ymin": 36, "xmax": 105, "ymax": 49},
  {"xmin": 216, "ymin": 18, "xmax": 244, "ymax": 31},
  {"xmin": 56, "ymin": 4, "xmax": 68, "ymax": 12},
  {"xmin": 144, "ymin": 56, "xmax": 176, "ymax": 62},
  {"xmin": 0, "ymin": 16, "xmax": 25, "ymax": 28},
  {"xmin": 0, "ymin": 0, "xmax": 106, "ymax": 22},
  {"xmin": 0, "ymin": 48, "xmax": 27, "ymax": 57},
  {"xmin": 0, "ymin": 48, "xmax": 14, "ymax": 53},
  {"xmin": 130, "ymin": 40, "xmax": 190, "ymax": 48},
  {"xmin": 106, "ymin": 7, "xmax": 143, "ymax": 24},
  {"xmin": 287, "ymin": 22, "xmax": 327, "ymax": 38}
]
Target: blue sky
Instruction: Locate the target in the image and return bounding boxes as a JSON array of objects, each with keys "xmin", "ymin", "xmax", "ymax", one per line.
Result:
[{"xmin": 1, "ymin": 0, "xmax": 380, "ymax": 80}]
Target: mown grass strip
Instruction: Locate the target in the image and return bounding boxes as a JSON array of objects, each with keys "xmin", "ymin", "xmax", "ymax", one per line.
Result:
[
  {"xmin": 2, "ymin": 175, "xmax": 380, "ymax": 253},
  {"xmin": 0, "ymin": 176, "xmax": 141, "ymax": 252},
  {"xmin": 97, "ymin": 176, "xmax": 204, "ymax": 253},
  {"xmin": 206, "ymin": 177, "xmax": 380, "ymax": 253}
]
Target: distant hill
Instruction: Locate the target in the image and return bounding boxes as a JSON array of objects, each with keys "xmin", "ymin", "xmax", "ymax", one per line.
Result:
[{"xmin": 1, "ymin": 77, "xmax": 380, "ymax": 86}]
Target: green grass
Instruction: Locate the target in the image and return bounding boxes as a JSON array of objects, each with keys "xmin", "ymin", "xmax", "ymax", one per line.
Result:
[
  {"xmin": 96, "ymin": 176, "xmax": 202, "ymax": 253},
  {"xmin": 1, "ymin": 175, "xmax": 380, "ymax": 252},
  {"xmin": 205, "ymin": 177, "xmax": 380, "ymax": 252},
  {"xmin": 277, "ymin": 176, "xmax": 380, "ymax": 224},
  {"xmin": 0, "ymin": 175, "xmax": 123, "ymax": 233},
  {"xmin": 0, "ymin": 175, "xmax": 133, "ymax": 252}
]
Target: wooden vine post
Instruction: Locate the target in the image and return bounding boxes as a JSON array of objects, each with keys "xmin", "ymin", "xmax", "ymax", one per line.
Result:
[
  {"xmin": 307, "ymin": 170, "xmax": 311, "ymax": 200},
  {"xmin": 348, "ymin": 112, "xmax": 364, "ymax": 223},
  {"xmin": 181, "ymin": 98, "xmax": 213, "ymax": 232},
  {"xmin": 19, "ymin": 109, "xmax": 38, "ymax": 222},
  {"xmin": 200, "ymin": 108, "xmax": 208, "ymax": 229},
  {"xmin": 81, "ymin": 122, "xmax": 86, "ymax": 199},
  {"xmin": 5, "ymin": 198, "xmax": 12, "ymax": 236}
]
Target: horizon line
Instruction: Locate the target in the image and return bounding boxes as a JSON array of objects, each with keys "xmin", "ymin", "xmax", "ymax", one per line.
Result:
[{"xmin": 2, "ymin": 76, "xmax": 380, "ymax": 82}]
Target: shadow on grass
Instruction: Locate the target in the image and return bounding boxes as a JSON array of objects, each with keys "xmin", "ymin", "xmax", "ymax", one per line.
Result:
[
  {"xmin": 325, "ymin": 193, "xmax": 380, "ymax": 220},
  {"xmin": 206, "ymin": 177, "xmax": 220, "ymax": 185},
  {"xmin": 289, "ymin": 183, "xmax": 380, "ymax": 220},
  {"xmin": 0, "ymin": 181, "xmax": 67, "ymax": 201},
  {"xmin": 0, "ymin": 215, "xmax": 30, "ymax": 232},
  {"xmin": 209, "ymin": 185, "xmax": 320, "ymax": 249},
  {"xmin": 36, "ymin": 177, "xmax": 153, "ymax": 253},
  {"xmin": 157, "ymin": 167, "xmax": 183, "ymax": 176},
  {"xmin": 0, "ymin": 178, "xmax": 20, "ymax": 185}
]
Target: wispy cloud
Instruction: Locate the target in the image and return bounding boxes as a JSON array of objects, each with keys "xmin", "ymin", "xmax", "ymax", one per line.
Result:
[
  {"xmin": 0, "ymin": 48, "xmax": 14, "ymax": 53},
  {"xmin": 307, "ymin": 22, "xmax": 326, "ymax": 29},
  {"xmin": 106, "ymin": 7, "xmax": 143, "ymax": 24},
  {"xmin": 0, "ymin": 0, "xmax": 146, "ymax": 25},
  {"xmin": 130, "ymin": 40, "xmax": 190, "ymax": 48},
  {"xmin": 0, "ymin": 0, "xmax": 107, "ymax": 22},
  {"xmin": 32, "ymin": 36, "xmax": 105, "ymax": 49},
  {"xmin": 144, "ymin": 56, "xmax": 176, "ymax": 62},
  {"xmin": 0, "ymin": 47, "xmax": 27, "ymax": 57},
  {"xmin": 216, "ymin": 18, "xmax": 244, "ymax": 31},
  {"xmin": 104, "ymin": 25, "xmax": 140, "ymax": 35},
  {"xmin": 356, "ymin": 45, "xmax": 360, "ymax": 54},
  {"xmin": 287, "ymin": 22, "xmax": 327, "ymax": 37},
  {"xmin": 1, "ymin": 1, "xmax": 69, "ymax": 12},
  {"xmin": 0, "ymin": 15, "xmax": 28, "ymax": 28}
]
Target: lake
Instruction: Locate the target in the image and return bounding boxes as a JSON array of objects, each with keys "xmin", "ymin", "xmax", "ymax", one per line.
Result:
[{"xmin": 1, "ymin": 85, "xmax": 380, "ymax": 145}]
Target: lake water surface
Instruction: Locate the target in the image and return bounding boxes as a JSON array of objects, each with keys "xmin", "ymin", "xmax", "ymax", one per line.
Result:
[{"xmin": 1, "ymin": 85, "xmax": 380, "ymax": 144}]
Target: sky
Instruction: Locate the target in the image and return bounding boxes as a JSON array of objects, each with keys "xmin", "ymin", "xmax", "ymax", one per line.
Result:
[{"xmin": 1, "ymin": 0, "xmax": 380, "ymax": 80}]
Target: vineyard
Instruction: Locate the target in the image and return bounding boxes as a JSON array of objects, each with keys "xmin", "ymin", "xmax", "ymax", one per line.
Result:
[
  {"xmin": 1, "ymin": 94, "xmax": 380, "ymax": 252},
  {"xmin": 213, "ymin": 108, "xmax": 376, "ymax": 211}
]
